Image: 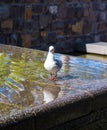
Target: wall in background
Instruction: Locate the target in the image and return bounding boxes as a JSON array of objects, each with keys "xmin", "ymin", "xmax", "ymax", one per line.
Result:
[{"xmin": 0, "ymin": 0, "xmax": 107, "ymax": 53}]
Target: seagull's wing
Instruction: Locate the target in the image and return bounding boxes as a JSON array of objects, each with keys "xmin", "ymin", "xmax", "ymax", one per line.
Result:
[{"xmin": 55, "ymin": 59, "xmax": 62, "ymax": 69}]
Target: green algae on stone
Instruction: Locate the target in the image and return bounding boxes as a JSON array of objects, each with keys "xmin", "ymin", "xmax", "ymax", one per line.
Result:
[{"xmin": 0, "ymin": 102, "xmax": 20, "ymax": 115}]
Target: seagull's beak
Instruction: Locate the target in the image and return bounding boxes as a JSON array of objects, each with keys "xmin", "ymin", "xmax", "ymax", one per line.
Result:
[{"xmin": 50, "ymin": 48, "xmax": 54, "ymax": 53}]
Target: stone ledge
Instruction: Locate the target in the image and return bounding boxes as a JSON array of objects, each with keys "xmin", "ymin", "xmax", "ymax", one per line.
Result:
[{"xmin": 77, "ymin": 42, "xmax": 107, "ymax": 55}]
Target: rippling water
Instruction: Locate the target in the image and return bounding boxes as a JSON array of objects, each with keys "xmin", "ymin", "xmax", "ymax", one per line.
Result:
[{"xmin": 0, "ymin": 50, "xmax": 107, "ymax": 116}]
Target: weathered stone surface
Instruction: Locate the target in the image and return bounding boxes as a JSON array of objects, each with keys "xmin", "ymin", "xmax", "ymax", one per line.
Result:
[
  {"xmin": 77, "ymin": 42, "xmax": 107, "ymax": 55},
  {"xmin": 21, "ymin": 34, "xmax": 31, "ymax": 47},
  {"xmin": 45, "ymin": 31, "xmax": 57, "ymax": 43},
  {"xmin": 98, "ymin": 11, "xmax": 107, "ymax": 21},
  {"xmin": 25, "ymin": 6, "xmax": 32, "ymax": 20},
  {"xmin": 0, "ymin": 5, "xmax": 9, "ymax": 19},
  {"xmin": 10, "ymin": 5, "xmax": 25, "ymax": 18},
  {"xmin": 72, "ymin": 20, "xmax": 84, "ymax": 34},
  {"xmin": 56, "ymin": 37, "xmax": 75, "ymax": 53},
  {"xmin": 40, "ymin": 14, "xmax": 52, "ymax": 28},
  {"xmin": 97, "ymin": 22, "xmax": 105, "ymax": 31},
  {"xmin": 52, "ymin": 20, "xmax": 64, "ymax": 30},
  {"xmin": 1, "ymin": 19, "xmax": 13, "ymax": 30},
  {"xmin": 13, "ymin": 18, "xmax": 24, "ymax": 31},
  {"xmin": 32, "ymin": 4, "xmax": 46, "ymax": 14},
  {"xmin": 22, "ymin": 0, "xmax": 39, "ymax": 3},
  {"xmin": 58, "ymin": 4, "xmax": 67, "ymax": 19},
  {"xmin": 24, "ymin": 20, "xmax": 39, "ymax": 32},
  {"xmin": 0, "ymin": 0, "xmax": 107, "ymax": 53}
]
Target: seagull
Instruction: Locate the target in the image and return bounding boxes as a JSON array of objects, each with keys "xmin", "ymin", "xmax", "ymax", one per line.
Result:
[{"xmin": 44, "ymin": 46, "xmax": 62, "ymax": 81}]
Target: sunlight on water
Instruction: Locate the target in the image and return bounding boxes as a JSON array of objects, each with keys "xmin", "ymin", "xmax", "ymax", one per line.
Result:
[{"xmin": 0, "ymin": 48, "xmax": 107, "ymax": 117}]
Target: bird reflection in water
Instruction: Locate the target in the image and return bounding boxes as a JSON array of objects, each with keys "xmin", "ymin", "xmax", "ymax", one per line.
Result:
[{"xmin": 43, "ymin": 83, "xmax": 61, "ymax": 103}]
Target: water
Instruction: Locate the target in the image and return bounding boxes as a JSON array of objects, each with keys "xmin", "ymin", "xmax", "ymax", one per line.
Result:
[{"xmin": 0, "ymin": 47, "xmax": 107, "ymax": 118}]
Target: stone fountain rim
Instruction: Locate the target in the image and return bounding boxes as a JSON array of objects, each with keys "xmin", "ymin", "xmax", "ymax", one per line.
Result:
[
  {"xmin": 0, "ymin": 44, "xmax": 107, "ymax": 129},
  {"xmin": 0, "ymin": 81, "xmax": 107, "ymax": 128}
]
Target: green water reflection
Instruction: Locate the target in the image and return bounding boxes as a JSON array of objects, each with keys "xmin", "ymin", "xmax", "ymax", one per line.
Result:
[{"xmin": 0, "ymin": 49, "xmax": 107, "ymax": 117}]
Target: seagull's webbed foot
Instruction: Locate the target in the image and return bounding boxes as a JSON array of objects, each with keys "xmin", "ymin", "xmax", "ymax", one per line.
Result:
[{"xmin": 50, "ymin": 73, "xmax": 56, "ymax": 81}]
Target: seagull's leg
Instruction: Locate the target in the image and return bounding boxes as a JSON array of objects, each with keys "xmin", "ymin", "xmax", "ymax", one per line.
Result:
[
  {"xmin": 55, "ymin": 73, "xmax": 57, "ymax": 78},
  {"xmin": 50, "ymin": 73, "xmax": 55, "ymax": 81}
]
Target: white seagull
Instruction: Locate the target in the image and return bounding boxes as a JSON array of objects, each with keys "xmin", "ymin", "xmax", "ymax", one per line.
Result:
[{"xmin": 44, "ymin": 46, "xmax": 62, "ymax": 81}]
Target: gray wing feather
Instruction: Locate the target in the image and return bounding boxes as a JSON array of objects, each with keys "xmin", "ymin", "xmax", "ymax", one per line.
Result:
[{"xmin": 55, "ymin": 59, "xmax": 62, "ymax": 69}]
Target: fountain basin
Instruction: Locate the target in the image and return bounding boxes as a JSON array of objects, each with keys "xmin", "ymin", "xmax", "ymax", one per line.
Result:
[{"xmin": 0, "ymin": 44, "xmax": 107, "ymax": 130}]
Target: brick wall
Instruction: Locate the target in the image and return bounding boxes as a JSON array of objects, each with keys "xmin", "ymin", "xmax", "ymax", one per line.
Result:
[{"xmin": 0, "ymin": 0, "xmax": 107, "ymax": 53}]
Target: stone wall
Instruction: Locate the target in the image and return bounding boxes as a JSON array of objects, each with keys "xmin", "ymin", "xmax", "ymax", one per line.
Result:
[{"xmin": 0, "ymin": 0, "xmax": 107, "ymax": 53}]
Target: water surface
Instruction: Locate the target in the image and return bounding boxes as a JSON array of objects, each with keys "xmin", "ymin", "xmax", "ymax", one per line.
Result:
[{"xmin": 0, "ymin": 48, "xmax": 107, "ymax": 118}]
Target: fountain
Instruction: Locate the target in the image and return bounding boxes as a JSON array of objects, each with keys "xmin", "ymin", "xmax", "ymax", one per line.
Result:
[{"xmin": 0, "ymin": 44, "xmax": 107, "ymax": 130}]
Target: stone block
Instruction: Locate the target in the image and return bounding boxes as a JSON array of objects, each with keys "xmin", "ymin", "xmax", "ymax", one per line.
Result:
[
  {"xmin": 91, "ymin": 22, "xmax": 97, "ymax": 33},
  {"xmin": 40, "ymin": 14, "xmax": 52, "ymax": 29},
  {"xmin": 24, "ymin": 20, "xmax": 39, "ymax": 32},
  {"xmin": 0, "ymin": 0, "xmax": 12, "ymax": 3},
  {"xmin": 55, "ymin": 30, "xmax": 64, "ymax": 36},
  {"xmin": 0, "ymin": 34, "xmax": 7, "ymax": 44},
  {"xmin": 98, "ymin": 22, "xmax": 105, "ymax": 31},
  {"xmin": 52, "ymin": 20, "xmax": 64, "ymax": 30},
  {"xmin": 99, "ymin": 3, "xmax": 106, "ymax": 11},
  {"xmin": 13, "ymin": 19, "xmax": 24, "ymax": 31},
  {"xmin": 83, "ymin": 21, "xmax": 93, "ymax": 34},
  {"xmin": 45, "ymin": 0, "xmax": 65, "ymax": 4},
  {"xmin": 0, "ymin": 5, "xmax": 9, "ymax": 19},
  {"xmin": 66, "ymin": 5, "xmax": 75, "ymax": 19},
  {"xmin": 58, "ymin": 4, "xmax": 67, "ymax": 19},
  {"xmin": 77, "ymin": 42, "xmax": 107, "ymax": 55},
  {"xmin": 32, "ymin": 14, "xmax": 39, "ymax": 21},
  {"xmin": 76, "ymin": 7, "xmax": 84, "ymax": 19},
  {"xmin": 45, "ymin": 32, "xmax": 57, "ymax": 43},
  {"xmin": 21, "ymin": 34, "xmax": 31, "ymax": 48},
  {"xmin": 10, "ymin": 5, "xmax": 25, "ymax": 18},
  {"xmin": 57, "ymin": 35, "xmax": 66, "ymax": 42},
  {"xmin": 25, "ymin": 6, "xmax": 32, "ymax": 20},
  {"xmin": 32, "ymin": 4, "xmax": 46, "ymax": 14},
  {"xmin": 22, "ymin": 0, "xmax": 39, "ymax": 3},
  {"xmin": 72, "ymin": 20, "xmax": 83, "ymax": 34},
  {"xmin": 48, "ymin": 4, "xmax": 58, "ymax": 15},
  {"xmin": 40, "ymin": 30, "xmax": 46, "ymax": 37},
  {"xmin": 31, "ymin": 32, "xmax": 39, "ymax": 40},
  {"xmin": 56, "ymin": 37, "xmax": 75, "ymax": 53},
  {"xmin": 98, "ymin": 11, "xmax": 107, "ymax": 21},
  {"xmin": 1, "ymin": 19, "xmax": 13, "ymax": 30},
  {"xmin": 94, "ymin": 34, "xmax": 101, "ymax": 42},
  {"xmin": 83, "ymin": 3, "xmax": 91, "ymax": 17}
]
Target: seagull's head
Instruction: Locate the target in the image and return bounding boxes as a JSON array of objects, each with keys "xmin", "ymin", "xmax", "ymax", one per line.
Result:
[{"xmin": 49, "ymin": 46, "xmax": 55, "ymax": 53}]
